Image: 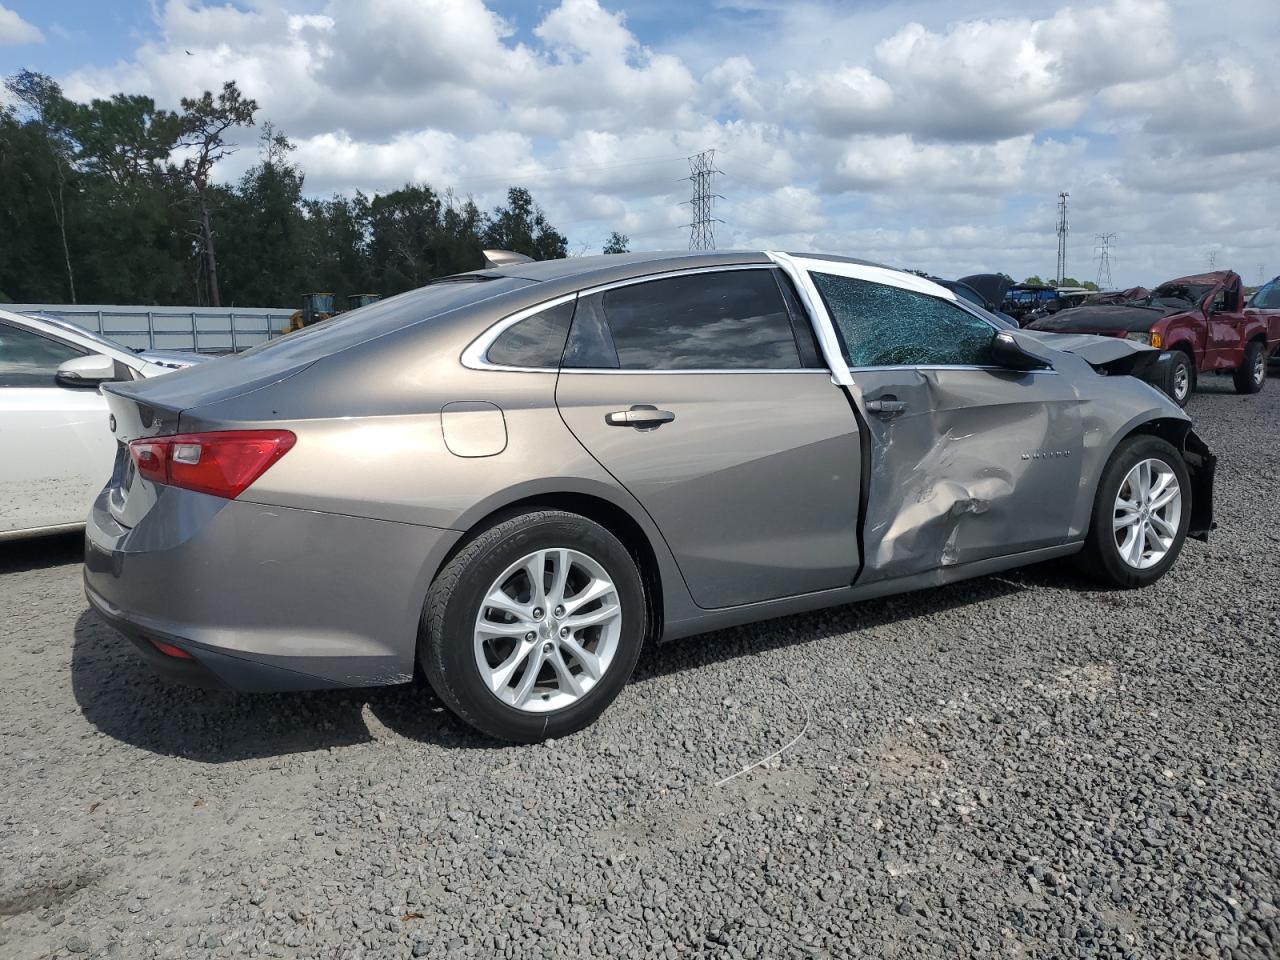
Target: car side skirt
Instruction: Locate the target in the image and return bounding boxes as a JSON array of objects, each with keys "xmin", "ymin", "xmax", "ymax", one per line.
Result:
[{"xmin": 660, "ymin": 541, "xmax": 1083, "ymax": 643}]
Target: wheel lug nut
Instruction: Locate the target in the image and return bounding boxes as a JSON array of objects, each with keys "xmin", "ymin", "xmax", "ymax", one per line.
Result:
[
  {"xmin": 542, "ymin": 642, "xmax": 553, "ymax": 654},
  {"xmin": 532, "ymin": 607, "xmax": 544, "ymax": 619},
  {"xmin": 560, "ymin": 626, "xmax": 570, "ymax": 638},
  {"xmin": 554, "ymin": 605, "xmax": 565, "ymax": 617},
  {"xmin": 524, "ymin": 632, "xmax": 535, "ymax": 642}
]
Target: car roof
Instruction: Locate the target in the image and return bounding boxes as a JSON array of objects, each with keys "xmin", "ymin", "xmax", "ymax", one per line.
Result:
[
  {"xmin": 1161, "ymin": 270, "xmax": 1232, "ymax": 287},
  {"xmin": 453, "ymin": 249, "xmax": 900, "ymax": 287}
]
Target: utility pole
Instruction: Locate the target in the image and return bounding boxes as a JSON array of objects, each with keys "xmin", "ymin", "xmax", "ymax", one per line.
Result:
[
  {"xmin": 684, "ymin": 149, "xmax": 724, "ymax": 251},
  {"xmin": 1055, "ymin": 192, "xmax": 1069, "ymax": 286},
  {"xmin": 1094, "ymin": 232, "xmax": 1115, "ymax": 289},
  {"xmin": 1206, "ymin": 248, "xmax": 1217, "ymax": 271}
]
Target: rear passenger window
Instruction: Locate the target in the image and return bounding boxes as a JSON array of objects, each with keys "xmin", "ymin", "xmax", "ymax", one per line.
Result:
[
  {"xmin": 485, "ymin": 300, "xmax": 575, "ymax": 368},
  {"xmin": 565, "ymin": 269, "xmax": 802, "ymax": 370},
  {"xmin": 810, "ymin": 273, "xmax": 996, "ymax": 368}
]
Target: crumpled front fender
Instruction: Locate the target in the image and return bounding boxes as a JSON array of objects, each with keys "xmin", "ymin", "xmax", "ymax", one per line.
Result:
[{"xmin": 1183, "ymin": 428, "xmax": 1216, "ymax": 542}]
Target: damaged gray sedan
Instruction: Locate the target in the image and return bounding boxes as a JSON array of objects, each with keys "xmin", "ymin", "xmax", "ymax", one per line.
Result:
[{"xmin": 84, "ymin": 251, "xmax": 1215, "ymax": 742}]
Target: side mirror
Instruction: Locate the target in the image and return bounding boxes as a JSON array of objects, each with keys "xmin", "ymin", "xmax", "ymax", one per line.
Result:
[
  {"xmin": 56, "ymin": 353, "xmax": 121, "ymax": 388},
  {"xmin": 991, "ymin": 331, "xmax": 1052, "ymax": 371}
]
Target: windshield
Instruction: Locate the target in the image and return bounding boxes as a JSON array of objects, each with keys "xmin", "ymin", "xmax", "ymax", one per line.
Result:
[
  {"xmin": 31, "ymin": 314, "xmax": 134, "ymax": 353},
  {"xmin": 1247, "ymin": 280, "xmax": 1277, "ymax": 309},
  {"xmin": 1149, "ymin": 282, "xmax": 1213, "ymax": 308}
]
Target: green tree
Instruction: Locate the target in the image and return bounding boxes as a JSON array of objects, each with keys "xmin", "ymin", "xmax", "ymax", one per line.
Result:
[
  {"xmin": 0, "ymin": 72, "xmax": 577, "ymax": 310},
  {"xmin": 3, "ymin": 71, "xmax": 80, "ymax": 301},
  {"xmin": 219, "ymin": 123, "xmax": 308, "ymax": 305},
  {"xmin": 602, "ymin": 231, "xmax": 630, "ymax": 254},
  {"xmin": 1023, "ymin": 275, "xmax": 1046, "ymax": 286},
  {"xmin": 172, "ymin": 81, "xmax": 258, "ymax": 306},
  {"xmin": 300, "ymin": 192, "xmax": 374, "ymax": 304},
  {"xmin": 483, "ymin": 187, "xmax": 567, "ymax": 261}
]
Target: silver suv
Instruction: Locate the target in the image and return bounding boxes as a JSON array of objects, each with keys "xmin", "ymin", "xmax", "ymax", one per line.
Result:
[{"xmin": 84, "ymin": 251, "xmax": 1214, "ymax": 742}]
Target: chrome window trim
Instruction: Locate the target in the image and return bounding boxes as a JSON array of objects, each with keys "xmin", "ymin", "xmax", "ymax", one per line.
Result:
[
  {"xmin": 574, "ymin": 262, "xmax": 775, "ymax": 298},
  {"xmin": 768, "ymin": 253, "xmax": 1052, "ymax": 382},
  {"xmin": 767, "ymin": 252, "xmax": 852, "ymax": 386},
  {"xmin": 846, "ymin": 364, "xmax": 1059, "ymax": 375},
  {"xmin": 460, "ymin": 292, "xmax": 579, "ymax": 373},
  {"xmin": 462, "ymin": 262, "xmax": 794, "ymax": 373}
]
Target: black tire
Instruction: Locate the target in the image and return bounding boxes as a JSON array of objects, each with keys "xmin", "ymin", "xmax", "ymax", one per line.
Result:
[
  {"xmin": 1163, "ymin": 350, "xmax": 1195, "ymax": 407},
  {"xmin": 1074, "ymin": 434, "xmax": 1191, "ymax": 588},
  {"xmin": 420, "ymin": 510, "xmax": 645, "ymax": 743},
  {"xmin": 1232, "ymin": 340, "xmax": 1266, "ymax": 394}
]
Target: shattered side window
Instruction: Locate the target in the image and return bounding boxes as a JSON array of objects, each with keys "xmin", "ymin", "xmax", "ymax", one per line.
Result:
[{"xmin": 810, "ymin": 273, "xmax": 996, "ymax": 368}]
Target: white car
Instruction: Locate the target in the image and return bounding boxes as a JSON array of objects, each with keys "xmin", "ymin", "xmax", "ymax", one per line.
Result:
[{"xmin": 0, "ymin": 307, "xmax": 208, "ymax": 541}]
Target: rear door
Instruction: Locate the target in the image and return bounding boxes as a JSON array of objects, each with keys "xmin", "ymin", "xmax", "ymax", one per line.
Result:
[
  {"xmin": 0, "ymin": 319, "xmax": 110, "ymax": 533},
  {"xmin": 778, "ymin": 257, "xmax": 1085, "ymax": 584},
  {"xmin": 555, "ymin": 266, "xmax": 862, "ymax": 609}
]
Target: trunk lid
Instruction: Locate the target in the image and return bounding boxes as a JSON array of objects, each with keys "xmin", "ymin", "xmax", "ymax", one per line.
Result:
[{"xmin": 100, "ymin": 351, "xmax": 316, "ymax": 528}]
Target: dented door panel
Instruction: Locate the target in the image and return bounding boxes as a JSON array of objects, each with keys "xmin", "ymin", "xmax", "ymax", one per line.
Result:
[{"xmin": 851, "ymin": 367, "xmax": 1083, "ymax": 583}]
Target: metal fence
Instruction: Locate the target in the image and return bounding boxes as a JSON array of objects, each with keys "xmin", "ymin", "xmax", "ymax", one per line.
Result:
[{"xmin": 7, "ymin": 303, "xmax": 295, "ymax": 354}]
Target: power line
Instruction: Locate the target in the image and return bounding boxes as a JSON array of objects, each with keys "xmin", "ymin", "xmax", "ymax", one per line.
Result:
[
  {"xmin": 684, "ymin": 149, "xmax": 724, "ymax": 251},
  {"xmin": 1055, "ymin": 191, "xmax": 1069, "ymax": 286},
  {"xmin": 1094, "ymin": 232, "xmax": 1115, "ymax": 289}
]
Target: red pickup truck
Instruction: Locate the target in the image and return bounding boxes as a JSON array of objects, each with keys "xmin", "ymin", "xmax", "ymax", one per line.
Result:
[{"xmin": 1027, "ymin": 270, "xmax": 1280, "ymax": 406}]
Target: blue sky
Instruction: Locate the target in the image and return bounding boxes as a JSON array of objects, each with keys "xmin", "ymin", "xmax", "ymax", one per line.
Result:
[{"xmin": 3, "ymin": 0, "xmax": 1277, "ymax": 286}]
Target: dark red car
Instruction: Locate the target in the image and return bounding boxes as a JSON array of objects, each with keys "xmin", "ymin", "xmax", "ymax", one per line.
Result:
[{"xmin": 1027, "ymin": 270, "xmax": 1279, "ymax": 405}]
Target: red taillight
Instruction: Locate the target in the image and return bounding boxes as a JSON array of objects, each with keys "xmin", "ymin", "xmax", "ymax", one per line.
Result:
[
  {"xmin": 128, "ymin": 430, "xmax": 295, "ymax": 500},
  {"xmin": 150, "ymin": 639, "xmax": 193, "ymax": 659}
]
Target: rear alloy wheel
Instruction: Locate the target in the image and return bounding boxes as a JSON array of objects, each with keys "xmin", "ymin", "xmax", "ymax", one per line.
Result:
[
  {"xmin": 421, "ymin": 510, "xmax": 645, "ymax": 743},
  {"xmin": 1233, "ymin": 340, "xmax": 1266, "ymax": 394},
  {"xmin": 472, "ymin": 548, "xmax": 623, "ymax": 713},
  {"xmin": 1076, "ymin": 434, "xmax": 1191, "ymax": 588},
  {"xmin": 1165, "ymin": 351, "xmax": 1194, "ymax": 406}
]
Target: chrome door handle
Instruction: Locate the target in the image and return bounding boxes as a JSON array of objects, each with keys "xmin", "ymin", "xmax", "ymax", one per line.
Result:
[
  {"xmin": 605, "ymin": 405, "xmax": 676, "ymax": 429},
  {"xmin": 865, "ymin": 398, "xmax": 908, "ymax": 415}
]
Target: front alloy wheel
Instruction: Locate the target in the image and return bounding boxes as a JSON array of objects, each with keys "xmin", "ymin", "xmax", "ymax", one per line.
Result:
[
  {"xmin": 1165, "ymin": 352, "xmax": 1194, "ymax": 406},
  {"xmin": 1077, "ymin": 434, "xmax": 1191, "ymax": 588},
  {"xmin": 1112, "ymin": 459, "xmax": 1182, "ymax": 569}
]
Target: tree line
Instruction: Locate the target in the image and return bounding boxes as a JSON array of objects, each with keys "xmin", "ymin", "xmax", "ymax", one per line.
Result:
[{"xmin": 0, "ymin": 72, "xmax": 620, "ymax": 308}]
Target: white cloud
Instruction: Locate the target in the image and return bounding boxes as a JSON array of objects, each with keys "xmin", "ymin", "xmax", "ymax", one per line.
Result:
[
  {"xmin": 45, "ymin": 0, "xmax": 1280, "ymax": 285},
  {"xmin": 824, "ymin": 134, "xmax": 1088, "ymax": 195},
  {"xmin": 789, "ymin": 0, "xmax": 1175, "ymax": 140},
  {"xmin": 0, "ymin": 4, "xmax": 43, "ymax": 45}
]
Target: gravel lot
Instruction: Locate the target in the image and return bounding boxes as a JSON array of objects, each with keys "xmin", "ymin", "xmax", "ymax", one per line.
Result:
[{"xmin": 2, "ymin": 376, "xmax": 1278, "ymax": 960}]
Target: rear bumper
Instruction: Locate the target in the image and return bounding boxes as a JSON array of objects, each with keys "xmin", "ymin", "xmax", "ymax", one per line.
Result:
[{"xmin": 83, "ymin": 487, "xmax": 460, "ymax": 691}]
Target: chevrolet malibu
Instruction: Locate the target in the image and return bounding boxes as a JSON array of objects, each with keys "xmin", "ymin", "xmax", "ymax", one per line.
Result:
[{"xmin": 84, "ymin": 251, "xmax": 1215, "ymax": 742}]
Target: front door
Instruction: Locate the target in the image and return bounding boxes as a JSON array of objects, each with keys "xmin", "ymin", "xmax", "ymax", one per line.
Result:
[
  {"xmin": 1205, "ymin": 283, "xmax": 1242, "ymax": 371},
  {"xmin": 555, "ymin": 267, "xmax": 862, "ymax": 609},
  {"xmin": 0, "ymin": 320, "xmax": 111, "ymax": 533},
  {"xmin": 786, "ymin": 260, "xmax": 1085, "ymax": 584}
]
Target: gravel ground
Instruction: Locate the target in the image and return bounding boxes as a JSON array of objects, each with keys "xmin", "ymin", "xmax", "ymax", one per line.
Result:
[{"xmin": 2, "ymin": 376, "xmax": 1278, "ymax": 960}]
